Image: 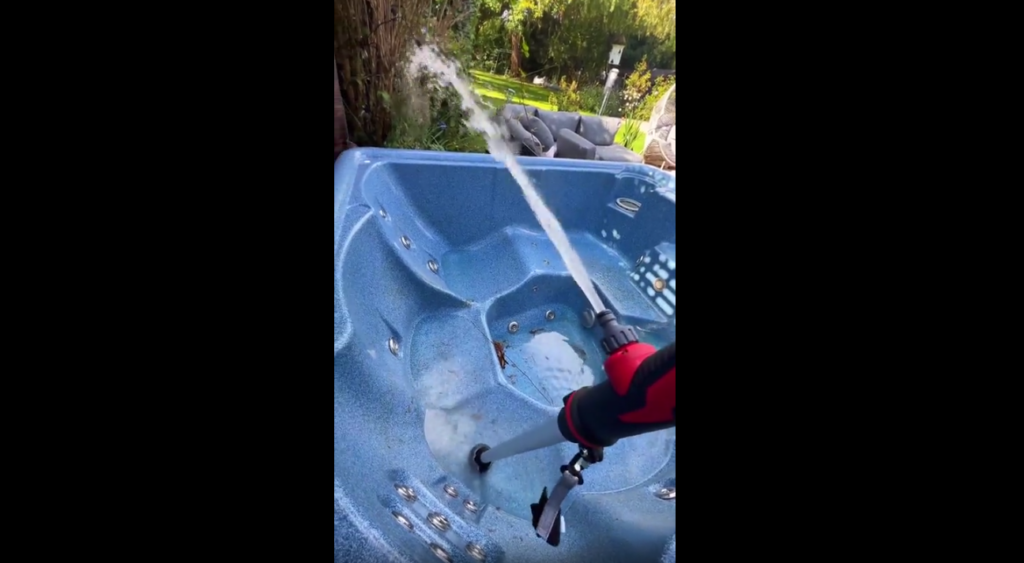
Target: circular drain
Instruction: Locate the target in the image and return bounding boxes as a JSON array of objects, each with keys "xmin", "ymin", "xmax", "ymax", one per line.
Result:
[
  {"xmin": 469, "ymin": 444, "xmax": 492, "ymax": 474},
  {"xmin": 616, "ymin": 197, "xmax": 641, "ymax": 213},
  {"xmin": 653, "ymin": 278, "xmax": 666, "ymax": 292},
  {"xmin": 388, "ymin": 338, "xmax": 400, "ymax": 356},
  {"xmin": 656, "ymin": 487, "xmax": 676, "ymax": 500},
  {"xmin": 507, "ymin": 321, "xmax": 519, "ymax": 334},
  {"xmin": 443, "ymin": 484, "xmax": 458, "ymax": 498},
  {"xmin": 400, "ymin": 235, "xmax": 412, "ymax": 249},
  {"xmin": 430, "ymin": 544, "xmax": 452, "ymax": 563},
  {"xmin": 463, "ymin": 499, "xmax": 479, "ymax": 513},
  {"xmin": 427, "ymin": 259, "xmax": 439, "ymax": 273}
]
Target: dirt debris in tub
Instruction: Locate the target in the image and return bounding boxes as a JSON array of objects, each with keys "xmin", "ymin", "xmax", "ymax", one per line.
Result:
[{"xmin": 492, "ymin": 340, "xmax": 508, "ymax": 369}]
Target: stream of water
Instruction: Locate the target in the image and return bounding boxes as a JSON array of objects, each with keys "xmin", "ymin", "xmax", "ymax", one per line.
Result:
[{"xmin": 409, "ymin": 44, "xmax": 607, "ymax": 315}]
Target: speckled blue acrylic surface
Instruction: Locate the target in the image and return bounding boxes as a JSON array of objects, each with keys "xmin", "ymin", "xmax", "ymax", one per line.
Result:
[{"xmin": 335, "ymin": 149, "xmax": 676, "ymax": 563}]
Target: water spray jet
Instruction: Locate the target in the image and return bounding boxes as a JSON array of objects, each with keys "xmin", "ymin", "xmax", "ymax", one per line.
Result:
[{"xmin": 405, "ymin": 44, "xmax": 675, "ymax": 548}]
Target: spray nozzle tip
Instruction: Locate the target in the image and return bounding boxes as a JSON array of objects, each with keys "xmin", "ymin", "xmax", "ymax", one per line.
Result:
[{"xmin": 595, "ymin": 310, "xmax": 638, "ymax": 354}]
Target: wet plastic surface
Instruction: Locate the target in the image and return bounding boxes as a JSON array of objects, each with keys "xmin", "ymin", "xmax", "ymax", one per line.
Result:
[{"xmin": 335, "ymin": 148, "xmax": 676, "ymax": 562}]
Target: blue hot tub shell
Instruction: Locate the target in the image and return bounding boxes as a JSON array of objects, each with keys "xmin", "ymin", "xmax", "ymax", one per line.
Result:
[{"xmin": 335, "ymin": 148, "xmax": 677, "ymax": 563}]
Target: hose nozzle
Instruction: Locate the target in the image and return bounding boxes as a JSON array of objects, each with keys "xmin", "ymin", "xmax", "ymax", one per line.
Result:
[{"xmin": 595, "ymin": 310, "xmax": 637, "ymax": 355}]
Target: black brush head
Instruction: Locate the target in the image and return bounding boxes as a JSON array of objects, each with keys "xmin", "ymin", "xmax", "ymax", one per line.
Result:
[{"xmin": 530, "ymin": 487, "xmax": 561, "ymax": 546}]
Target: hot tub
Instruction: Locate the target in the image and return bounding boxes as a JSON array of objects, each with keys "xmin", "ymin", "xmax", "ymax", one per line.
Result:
[{"xmin": 335, "ymin": 148, "xmax": 677, "ymax": 563}]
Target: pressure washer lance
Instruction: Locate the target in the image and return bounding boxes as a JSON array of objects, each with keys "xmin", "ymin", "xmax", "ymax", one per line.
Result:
[{"xmin": 470, "ymin": 310, "xmax": 676, "ymax": 546}]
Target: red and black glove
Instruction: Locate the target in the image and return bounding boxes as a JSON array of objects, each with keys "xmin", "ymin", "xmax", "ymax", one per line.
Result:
[{"xmin": 557, "ymin": 341, "xmax": 676, "ymax": 448}]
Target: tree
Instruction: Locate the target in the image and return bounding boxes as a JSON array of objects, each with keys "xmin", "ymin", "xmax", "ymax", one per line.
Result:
[
  {"xmin": 335, "ymin": 0, "xmax": 481, "ymax": 147},
  {"xmin": 470, "ymin": 0, "xmax": 676, "ymax": 81},
  {"xmin": 482, "ymin": 0, "xmax": 559, "ymax": 77},
  {"xmin": 544, "ymin": 0, "xmax": 636, "ymax": 80},
  {"xmin": 634, "ymin": 0, "xmax": 675, "ymax": 41}
]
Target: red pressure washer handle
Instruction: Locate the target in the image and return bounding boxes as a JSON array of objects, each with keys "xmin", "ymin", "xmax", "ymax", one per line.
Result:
[{"xmin": 556, "ymin": 341, "xmax": 676, "ymax": 448}]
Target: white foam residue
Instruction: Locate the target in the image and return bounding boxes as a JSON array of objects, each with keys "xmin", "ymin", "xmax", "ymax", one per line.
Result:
[
  {"xmin": 612, "ymin": 229, "xmax": 621, "ymax": 240},
  {"xmin": 417, "ymin": 356, "xmax": 475, "ymax": 410},
  {"xmin": 424, "ymin": 407, "xmax": 481, "ymax": 467},
  {"xmin": 519, "ymin": 331, "xmax": 596, "ymax": 401}
]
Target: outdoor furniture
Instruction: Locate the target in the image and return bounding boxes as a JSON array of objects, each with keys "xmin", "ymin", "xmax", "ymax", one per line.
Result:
[
  {"xmin": 499, "ymin": 104, "xmax": 642, "ymax": 163},
  {"xmin": 642, "ymin": 133, "xmax": 675, "ymax": 171},
  {"xmin": 641, "ymin": 85, "xmax": 676, "ymax": 171}
]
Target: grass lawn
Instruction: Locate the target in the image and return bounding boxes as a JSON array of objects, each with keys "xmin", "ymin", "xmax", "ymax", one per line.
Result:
[
  {"xmin": 470, "ymin": 70, "xmax": 557, "ymax": 110},
  {"xmin": 469, "ymin": 70, "xmax": 646, "ymax": 153}
]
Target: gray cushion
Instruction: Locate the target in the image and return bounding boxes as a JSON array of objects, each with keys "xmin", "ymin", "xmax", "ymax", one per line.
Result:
[
  {"xmin": 518, "ymin": 115, "xmax": 554, "ymax": 152},
  {"xmin": 536, "ymin": 110, "xmax": 582, "ymax": 143},
  {"xmin": 501, "ymin": 104, "xmax": 538, "ymax": 121},
  {"xmin": 506, "ymin": 117, "xmax": 544, "ymax": 156},
  {"xmin": 595, "ymin": 144, "xmax": 643, "ymax": 163},
  {"xmin": 554, "ymin": 129, "xmax": 596, "ymax": 160},
  {"xmin": 578, "ymin": 115, "xmax": 620, "ymax": 146}
]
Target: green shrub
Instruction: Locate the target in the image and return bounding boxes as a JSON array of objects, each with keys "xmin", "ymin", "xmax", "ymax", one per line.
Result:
[
  {"xmin": 555, "ymin": 77, "xmax": 582, "ymax": 112},
  {"xmin": 622, "ymin": 56, "xmax": 653, "ymax": 117},
  {"xmin": 636, "ymin": 75, "xmax": 675, "ymax": 123},
  {"xmin": 578, "ymin": 84, "xmax": 624, "ymax": 116},
  {"xmin": 386, "ymin": 71, "xmax": 488, "ymax": 153},
  {"xmin": 613, "ymin": 56, "xmax": 675, "ymax": 151},
  {"xmin": 618, "ymin": 118, "xmax": 643, "ymax": 151}
]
